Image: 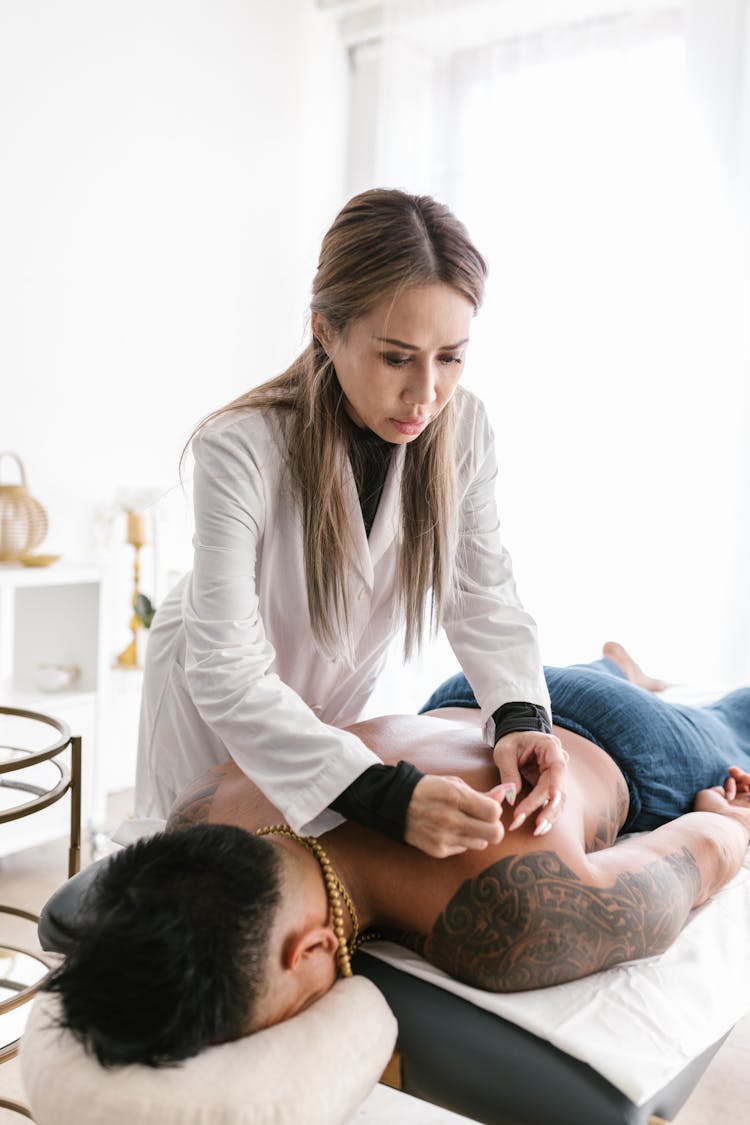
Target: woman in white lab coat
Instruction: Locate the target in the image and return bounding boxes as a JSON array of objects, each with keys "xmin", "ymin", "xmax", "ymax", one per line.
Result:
[{"xmin": 135, "ymin": 189, "xmax": 567, "ymax": 857}]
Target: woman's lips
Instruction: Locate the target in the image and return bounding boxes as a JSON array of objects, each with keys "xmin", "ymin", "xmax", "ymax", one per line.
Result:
[{"xmin": 389, "ymin": 416, "xmax": 430, "ymax": 436}]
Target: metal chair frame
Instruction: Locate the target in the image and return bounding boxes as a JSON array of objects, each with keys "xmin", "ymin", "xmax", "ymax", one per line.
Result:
[{"xmin": 0, "ymin": 706, "xmax": 82, "ymax": 1102}]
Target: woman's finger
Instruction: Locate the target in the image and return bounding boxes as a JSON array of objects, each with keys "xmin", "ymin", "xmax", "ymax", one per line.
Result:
[
  {"xmin": 509, "ymin": 780, "xmax": 564, "ymax": 834},
  {"xmin": 493, "ymin": 742, "xmax": 523, "ymax": 800},
  {"xmin": 487, "ymin": 782, "xmax": 518, "ymax": 806},
  {"xmin": 405, "ymin": 775, "xmax": 504, "ymax": 857}
]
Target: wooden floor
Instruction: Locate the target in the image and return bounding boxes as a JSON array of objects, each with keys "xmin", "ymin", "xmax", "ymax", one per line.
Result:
[{"xmin": 0, "ymin": 790, "xmax": 748, "ymax": 1124}]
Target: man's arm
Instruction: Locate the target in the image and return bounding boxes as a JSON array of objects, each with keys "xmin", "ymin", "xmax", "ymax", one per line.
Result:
[
  {"xmin": 166, "ymin": 770, "xmax": 223, "ymax": 831},
  {"xmin": 420, "ymin": 806, "xmax": 749, "ymax": 993},
  {"xmin": 590, "ymin": 808, "xmax": 749, "ymax": 910}
]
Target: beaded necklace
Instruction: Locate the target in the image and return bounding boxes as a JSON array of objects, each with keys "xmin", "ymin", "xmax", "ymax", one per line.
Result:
[{"xmin": 256, "ymin": 825, "xmax": 364, "ymax": 978}]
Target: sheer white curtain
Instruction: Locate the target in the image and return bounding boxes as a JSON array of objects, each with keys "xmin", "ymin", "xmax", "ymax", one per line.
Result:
[
  {"xmin": 684, "ymin": 0, "xmax": 750, "ymax": 684},
  {"xmin": 349, "ymin": 1, "xmax": 750, "ymax": 714}
]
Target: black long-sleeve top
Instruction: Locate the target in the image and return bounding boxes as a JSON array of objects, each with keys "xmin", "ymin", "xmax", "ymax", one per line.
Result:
[{"xmin": 329, "ymin": 420, "xmax": 551, "ymax": 841}]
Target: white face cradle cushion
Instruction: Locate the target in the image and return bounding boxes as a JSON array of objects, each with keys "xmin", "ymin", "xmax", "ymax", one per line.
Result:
[{"xmin": 20, "ymin": 977, "xmax": 397, "ymax": 1125}]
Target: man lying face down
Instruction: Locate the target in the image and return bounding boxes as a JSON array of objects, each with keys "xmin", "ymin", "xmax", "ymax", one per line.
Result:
[{"xmin": 47, "ymin": 649, "xmax": 750, "ymax": 1068}]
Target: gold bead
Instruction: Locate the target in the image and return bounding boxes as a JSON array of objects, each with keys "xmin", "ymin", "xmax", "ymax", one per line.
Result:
[{"xmin": 256, "ymin": 824, "xmax": 359, "ymax": 980}]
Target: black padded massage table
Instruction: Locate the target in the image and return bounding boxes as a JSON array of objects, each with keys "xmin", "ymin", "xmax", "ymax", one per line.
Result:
[{"xmin": 355, "ymin": 953, "xmax": 728, "ymax": 1125}]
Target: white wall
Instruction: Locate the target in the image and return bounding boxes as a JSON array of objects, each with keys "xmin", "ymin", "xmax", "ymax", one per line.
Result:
[
  {"xmin": 348, "ymin": 8, "xmax": 750, "ymax": 694},
  {"xmin": 1, "ymin": 0, "xmax": 348, "ymax": 649}
]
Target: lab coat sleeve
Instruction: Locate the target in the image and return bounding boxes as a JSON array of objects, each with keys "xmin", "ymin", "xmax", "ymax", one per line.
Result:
[
  {"xmin": 442, "ymin": 399, "xmax": 550, "ymax": 747},
  {"xmin": 183, "ymin": 417, "xmax": 380, "ymax": 834}
]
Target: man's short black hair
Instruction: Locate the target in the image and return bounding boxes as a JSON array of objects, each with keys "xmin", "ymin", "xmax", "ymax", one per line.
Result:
[{"xmin": 45, "ymin": 823, "xmax": 282, "ymax": 1068}]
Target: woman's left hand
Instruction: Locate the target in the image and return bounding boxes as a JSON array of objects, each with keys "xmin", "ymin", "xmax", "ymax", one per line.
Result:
[{"xmin": 493, "ymin": 730, "xmax": 569, "ymax": 837}]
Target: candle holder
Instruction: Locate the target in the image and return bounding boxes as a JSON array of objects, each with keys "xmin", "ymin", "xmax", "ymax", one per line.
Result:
[{"xmin": 115, "ymin": 511, "xmax": 147, "ymax": 669}]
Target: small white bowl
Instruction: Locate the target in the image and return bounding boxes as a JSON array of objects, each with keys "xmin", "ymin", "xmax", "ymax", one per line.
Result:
[{"xmin": 35, "ymin": 664, "xmax": 80, "ymax": 693}]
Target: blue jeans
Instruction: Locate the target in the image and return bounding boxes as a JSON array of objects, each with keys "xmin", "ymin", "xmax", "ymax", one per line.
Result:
[{"xmin": 419, "ymin": 660, "xmax": 750, "ymax": 833}]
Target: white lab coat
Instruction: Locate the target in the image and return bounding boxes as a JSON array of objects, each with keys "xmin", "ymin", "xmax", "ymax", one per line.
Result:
[{"xmin": 134, "ymin": 388, "xmax": 550, "ymax": 834}]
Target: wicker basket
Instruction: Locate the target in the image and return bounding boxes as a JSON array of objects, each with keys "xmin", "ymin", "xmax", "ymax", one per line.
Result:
[{"xmin": 0, "ymin": 452, "xmax": 48, "ymax": 562}]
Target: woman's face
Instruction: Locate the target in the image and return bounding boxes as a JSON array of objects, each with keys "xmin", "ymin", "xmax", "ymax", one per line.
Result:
[{"xmin": 314, "ymin": 283, "xmax": 475, "ymax": 443}]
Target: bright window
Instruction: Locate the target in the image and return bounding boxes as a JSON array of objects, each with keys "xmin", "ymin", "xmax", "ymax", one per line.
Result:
[
  {"xmin": 362, "ymin": 16, "xmax": 749, "ymax": 713},
  {"xmin": 450, "ymin": 30, "xmax": 747, "ymax": 683}
]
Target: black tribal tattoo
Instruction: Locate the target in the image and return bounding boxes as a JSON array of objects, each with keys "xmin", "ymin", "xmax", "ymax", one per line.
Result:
[
  {"xmin": 166, "ymin": 774, "xmax": 221, "ymax": 832},
  {"xmin": 586, "ymin": 776, "xmax": 630, "ymax": 852},
  {"xmin": 420, "ymin": 847, "xmax": 701, "ymax": 992}
]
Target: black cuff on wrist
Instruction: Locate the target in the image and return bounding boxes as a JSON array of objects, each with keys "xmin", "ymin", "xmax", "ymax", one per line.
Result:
[
  {"xmin": 329, "ymin": 761, "xmax": 424, "ymax": 842},
  {"xmin": 493, "ymin": 701, "xmax": 552, "ymax": 744}
]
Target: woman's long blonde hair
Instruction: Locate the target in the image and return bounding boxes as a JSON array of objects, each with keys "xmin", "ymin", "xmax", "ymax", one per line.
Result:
[{"xmin": 189, "ymin": 189, "xmax": 487, "ymax": 658}]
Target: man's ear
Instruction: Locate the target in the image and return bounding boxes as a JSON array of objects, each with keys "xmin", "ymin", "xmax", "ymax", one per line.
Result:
[
  {"xmin": 283, "ymin": 925, "xmax": 338, "ymax": 971},
  {"xmin": 311, "ymin": 312, "xmax": 336, "ymax": 356}
]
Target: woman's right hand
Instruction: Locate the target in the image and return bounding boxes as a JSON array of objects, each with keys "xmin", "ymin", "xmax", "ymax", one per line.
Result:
[{"xmin": 404, "ymin": 774, "xmax": 509, "ymax": 858}]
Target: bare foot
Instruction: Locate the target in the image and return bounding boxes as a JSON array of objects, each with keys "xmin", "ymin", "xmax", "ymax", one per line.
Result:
[{"xmin": 602, "ymin": 641, "xmax": 668, "ymax": 693}]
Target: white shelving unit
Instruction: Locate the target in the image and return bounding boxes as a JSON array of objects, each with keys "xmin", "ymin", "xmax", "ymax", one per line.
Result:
[
  {"xmin": 0, "ymin": 562, "xmax": 111, "ymax": 856},
  {"xmin": 105, "ymin": 665, "xmax": 144, "ymax": 796}
]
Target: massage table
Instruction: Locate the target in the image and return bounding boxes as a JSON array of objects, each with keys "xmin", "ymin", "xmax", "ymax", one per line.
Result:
[
  {"xmin": 354, "ymin": 846, "xmax": 750, "ymax": 1124},
  {"xmin": 28, "ymin": 823, "xmax": 750, "ymax": 1125},
  {"xmin": 355, "ymin": 960, "xmax": 728, "ymax": 1125}
]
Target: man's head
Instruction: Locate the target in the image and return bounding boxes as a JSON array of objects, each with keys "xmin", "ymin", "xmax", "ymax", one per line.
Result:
[{"xmin": 46, "ymin": 823, "xmax": 341, "ymax": 1067}]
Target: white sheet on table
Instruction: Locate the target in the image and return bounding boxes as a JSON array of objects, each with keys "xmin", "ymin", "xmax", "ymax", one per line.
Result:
[{"xmin": 363, "ymin": 850, "xmax": 750, "ymax": 1107}]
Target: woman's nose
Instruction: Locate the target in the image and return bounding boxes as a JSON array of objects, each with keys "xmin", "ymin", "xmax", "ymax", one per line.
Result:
[{"xmin": 402, "ymin": 361, "xmax": 438, "ymax": 405}]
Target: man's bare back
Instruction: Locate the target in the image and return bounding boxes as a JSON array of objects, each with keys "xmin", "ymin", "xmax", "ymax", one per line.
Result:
[{"xmin": 168, "ymin": 710, "xmax": 747, "ymax": 992}]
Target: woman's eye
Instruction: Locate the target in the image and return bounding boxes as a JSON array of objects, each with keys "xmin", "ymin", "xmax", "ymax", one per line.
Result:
[{"xmin": 381, "ymin": 352, "xmax": 463, "ymax": 368}]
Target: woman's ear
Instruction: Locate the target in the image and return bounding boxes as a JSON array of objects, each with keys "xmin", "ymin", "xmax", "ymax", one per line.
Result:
[{"xmin": 311, "ymin": 312, "xmax": 336, "ymax": 356}]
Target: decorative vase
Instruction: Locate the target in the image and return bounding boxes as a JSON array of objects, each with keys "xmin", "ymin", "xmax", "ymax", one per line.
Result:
[{"xmin": 0, "ymin": 452, "xmax": 48, "ymax": 562}]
